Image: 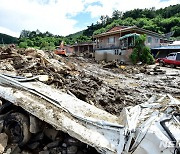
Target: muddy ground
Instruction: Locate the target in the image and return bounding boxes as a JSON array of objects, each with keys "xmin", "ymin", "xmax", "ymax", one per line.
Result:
[
  {"xmin": 0, "ymin": 46, "xmax": 180, "ymax": 153},
  {"xmin": 0, "ymin": 46, "xmax": 180, "ymax": 116},
  {"xmin": 65, "ymin": 57, "xmax": 180, "ymax": 115}
]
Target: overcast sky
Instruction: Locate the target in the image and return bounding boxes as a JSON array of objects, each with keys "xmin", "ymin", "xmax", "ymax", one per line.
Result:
[{"xmin": 0, "ymin": 0, "xmax": 180, "ymax": 37}]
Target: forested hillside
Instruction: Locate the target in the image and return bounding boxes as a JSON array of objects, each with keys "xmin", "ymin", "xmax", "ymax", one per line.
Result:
[
  {"xmin": 84, "ymin": 4, "xmax": 180, "ymax": 38},
  {"xmin": 17, "ymin": 4, "xmax": 180, "ymax": 49},
  {"xmin": 18, "ymin": 30, "xmax": 64, "ymax": 49},
  {"xmin": 17, "ymin": 29, "xmax": 91, "ymax": 49},
  {"xmin": 0, "ymin": 33, "xmax": 17, "ymax": 44}
]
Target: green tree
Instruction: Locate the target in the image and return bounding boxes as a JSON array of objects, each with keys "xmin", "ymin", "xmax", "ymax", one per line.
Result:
[
  {"xmin": 76, "ymin": 35, "xmax": 91, "ymax": 43},
  {"xmin": 122, "ymin": 17, "xmax": 136, "ymax": 26},
  {"xmin": 26, "ymin": 39, "xmax": 34, "ymax": 46},
  {"xmin": 19, "ymin": 42, "xmax": 28, "ymax": 48},
  {"xmin": 100, "ymin": 15, "xmax": 106, "ymax": 25},
  {"xmin": 93, "ymin": 28, "xmax": 106, "ymax": 35},
  {"xmin": 130, "ymin": 34, "xmax": 155, "ymax": 64},
  {"xmin": 20, "ymin": 30, "xmax": 31, "ymax": 38},
  {"xmin": 171, "ymin": 26, "xmax": 180, "ymax": 37},
  {"xmin": 112, "ymin": 10, "xmax": 122, "ymax": 20},
  {"xmin": 40, "ymin": 41, "xmax": 49, "ymax": 49},
  {"xmin": 29, "ymin": 31, "xmax": 36, "ymax": 38}
]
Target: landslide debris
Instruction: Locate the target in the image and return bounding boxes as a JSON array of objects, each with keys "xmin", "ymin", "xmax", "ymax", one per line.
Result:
[
  {"xmin": 0, "ymin": 46, "xmax": 180, "ymax": 116},
  {"xmin": 0, "ymin": 47, "xmax": 139, "ymax": 115},
  {"xmin": 0, "ymin": 46, "xmax": 180, "ymax": 154}
]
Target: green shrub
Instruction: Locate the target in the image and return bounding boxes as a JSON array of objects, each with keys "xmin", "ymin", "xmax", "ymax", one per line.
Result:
[
  {"xmin": 130, "ymin": 48, "xmax": 138, "ymax": 64},
  {"xmin": 19, "ymin": 42, "xmax": 27, "ymax": 48},
  {"xmin": 130, "ymin": 34, "xmax": 155, "ymax": 64}
]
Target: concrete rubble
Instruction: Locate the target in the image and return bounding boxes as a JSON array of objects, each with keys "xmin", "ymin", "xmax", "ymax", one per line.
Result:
[
  {"xmin": 0, "ymin": 133, "xmax": 8, "ymax": 153},
  {"xmin": 0, "ymin": 46, "xmax": 179, "ymax": 153}
]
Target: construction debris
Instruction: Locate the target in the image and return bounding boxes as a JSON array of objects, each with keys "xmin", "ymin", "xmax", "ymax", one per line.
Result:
[
  {"xmin": 103, "ymin": 61, "xmax": 119, "ymax": 68},
  {"xmin": 0, "ymin": 76, "xmax": 179, "ymax": 153},
  {"xmin": 0, "ymin": 46, "xmax": 180, "ymax": 153},
  {"xmin": 0, "ymin": 46, "xmax": 180, "ymax": 110},
  {"xmin": 0, "ymin": 133, "xmax": 8, "ymax": 153}
]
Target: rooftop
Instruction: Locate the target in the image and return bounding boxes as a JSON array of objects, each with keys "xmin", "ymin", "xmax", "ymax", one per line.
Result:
[
  {"xmin": 151, "ymin": 45, "xmax": 180, "ymax": 50},
  {"xmin": 93, "ymin": 26, "xmax": 165, "ymax": 38},
  {"xmin": 169, "ymin": 41, "xmax": 180, "ymax": 46}
]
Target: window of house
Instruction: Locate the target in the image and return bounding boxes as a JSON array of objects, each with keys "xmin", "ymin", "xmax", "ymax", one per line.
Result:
[
  {"xmin": 148, "ymin": 36, "xmax": 152, "ymax": 43},
  {"xmin": 155, "ymin": 38, "xmax": 159, "ymax": 43},
  {"xmin": 108, "ymin": 37, "xmax": 115, "ymax": 43}
]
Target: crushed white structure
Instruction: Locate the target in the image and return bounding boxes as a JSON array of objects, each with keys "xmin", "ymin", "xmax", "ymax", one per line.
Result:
[{"xmin": 0, "ymin": 74, "xmax": 179, "ymax": 154}]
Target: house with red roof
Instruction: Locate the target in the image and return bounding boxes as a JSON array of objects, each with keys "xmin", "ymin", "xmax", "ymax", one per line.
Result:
[{"xmin": 93, "ymin": 26, "xmax": 168, "ymax": 63}]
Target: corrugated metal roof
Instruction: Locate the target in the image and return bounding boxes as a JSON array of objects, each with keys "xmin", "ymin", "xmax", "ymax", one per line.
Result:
[{"xmin": 151, "ymin": 46, "xmax": 180, "ymax": 50}]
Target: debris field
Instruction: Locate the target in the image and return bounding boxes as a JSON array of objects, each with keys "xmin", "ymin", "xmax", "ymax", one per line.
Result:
[{"xmin": 0, "ymin": 46, "xmax": 180, "ymax": 153}]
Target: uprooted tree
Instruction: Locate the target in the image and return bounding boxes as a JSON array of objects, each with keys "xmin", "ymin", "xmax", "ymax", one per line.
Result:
[{"xmin": 130, "ymin": 34, "xmax": 155, "ymax": 64}]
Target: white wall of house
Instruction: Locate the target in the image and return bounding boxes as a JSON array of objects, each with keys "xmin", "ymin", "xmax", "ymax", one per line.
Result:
[
  {"xmin": 94, "ymin": 34, "xmax": 120, "ymax": 49},
  {"xmin": 95, "ymin": 49, "xmax": 120, "ymax": 61},
  {"xmin": 95, "ymin": 34, "xmax": 161, "ymax": 50},
  {"xmin": 94, "ymin": 32, "xmax": 161, "ymax": 63},
  {"xmin": 95, "ymin": 48, "xmax": 132, "ymax": 63},
  {"xmin": 145, "ymin": 35, "xmax": 160, "ymax": 48}
]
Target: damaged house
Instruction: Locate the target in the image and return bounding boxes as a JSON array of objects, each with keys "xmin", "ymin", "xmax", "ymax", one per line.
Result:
[
  {"xmin": 72, "ymin": 42, "xmax": 93, "ymax": 57},
  {"xmin": 93, "ymin": 26, "xmax": 166, "ymax": 63}
]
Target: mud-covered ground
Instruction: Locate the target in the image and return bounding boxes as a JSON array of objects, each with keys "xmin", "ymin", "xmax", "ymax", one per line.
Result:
[
  {"xmin": 0, "ymin": 46, "xmax": 180, "ymax": 116},
  {"xmin": 64, "ymin": 57, "xmax": 180, "ymax": 115},
  {"xmin": 0, "ymin": 46, "xmax": 180, "ymax": 153}
]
